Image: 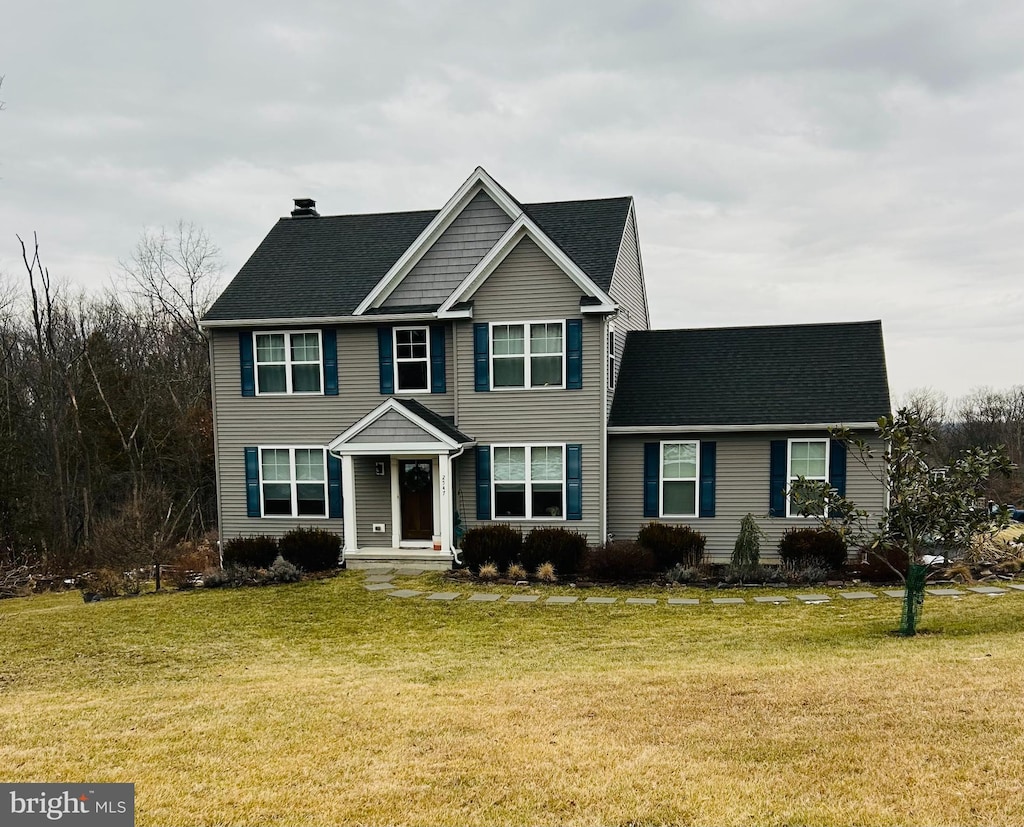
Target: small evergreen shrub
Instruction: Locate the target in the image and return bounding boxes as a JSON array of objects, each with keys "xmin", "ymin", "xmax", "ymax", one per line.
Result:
[
  {"xmin": 777, "ymin": 527, "xmax": 848, "ymax": 571},
  {"xmin": 637, "ymin": 522, "xmax": 706, "ymax": 570},
  {"xmin": 460, "ymin": 524, "xmax": 523, "ymax": 573},
  {"xmin": 202, "ymin": 565, "xmax": 260, "ymax": 588},
  {"xmin": 582, "ymin": 541, "xmax": 658, "ymax": 581},
  {"xmin": 731, "ymin": 514, "xmax": 764, "ymax": 573},
  {"xmin": 278, "ymin": 527, "xmax": 341, "ymax": 572},
  {"xmin": 520, "ymin": 527, "xmax": 587, "ymax": 575},
  {"xmin": 779, "ymin": 561, "xmax": 829, "ymax": 584},
  {"xmin": 664, "ymin": 564, "xmax": 701, "ymax": 584},
  {"xmin": 222, "ymin": 535, "xmax": 278, "ymax": 569},
  {"xmin": 267, "ymin": 554, "xmax": 302, "ymax": 583},
  {"xmin": 852, "ymin": 544, "xmax": 910, "ymax": 582}
]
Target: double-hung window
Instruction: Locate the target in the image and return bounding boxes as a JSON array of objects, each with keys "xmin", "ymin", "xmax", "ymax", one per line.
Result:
[
  {"xmin": 394, "ymin": 327, "xmax": 429, "ymax": 392},
  {"xmin": 661, "ymin": 441, "xmax": 699, "ymax": 518},
  {"xmin": 254, "ymin": 331, "xmax": 322, "ymax": 394},
  {"xmin": 260, "ymin": 447, "xmax": 328, "ymax": 517},
  {"xmin": 787, "ymin": 439, "xmax": 829, "ymax": 517},
  {"xmin": 491, "ymin": 321, "xmax": 565, "ymax": 389},
  {"xmin": 493, "ymin": 445, "xmax": 565, "ymax": 519}
]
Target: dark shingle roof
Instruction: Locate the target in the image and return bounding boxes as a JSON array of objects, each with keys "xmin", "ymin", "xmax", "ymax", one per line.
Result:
[
  {"xmin": 608, "ymin": 321, "xmax": 890, "ymax": 428},
  {"xmin": 203, "ymin": 197, "xmax": 632, "ymax": 322},
  {"xmin": 395, "ymin": 399, "xmax": 473, "ymax": 444}
]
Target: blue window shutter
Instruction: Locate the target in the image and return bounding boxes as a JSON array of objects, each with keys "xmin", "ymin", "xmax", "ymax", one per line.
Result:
[
  {"xmin": 239, "ymin": 331, "xmax": 255, "ymax": 397},
  {"xmin": 244, "ymin": 447, "xmax": 260, "ymax": 517},
  {"xmin": 699, "ymin": 441, "xmax": 717, "ymax": 518},
  {"xmin": 430, "ymin": 325, "xmax": 446, "ymax": 394},
  {"xmin": 377, "ymin": 326, "xmax": 394, "ymax": 394},
  {"xmin": 473, "ymin": 323, "xmax": 489, "ymax": 392},
  {"xmin": 566, "ymin": 444, "xmax": 582, "ymax": 520},
  {"xmin": 323, "ymin": 328, "xmax": 338, "ymax": 396},
  {"xmin": 327, "ymin": 453, "xmax": 342, "ymax": 518},
  {"xmin": 475, "ymin": 445, "xmax": 491, "ymax": 520},
  {"xmin": 566, "ymin": 319, "xmax": 583, "ymax": 389},
  {"xmin": 769, "ymin": 440, "xmax": 787, "ymax": 517},
  {"xmin": 643, "ymin": 442, "xmax": 659, "ymax": 518},
  {"xmin": 829, "ymin": 438, "xmax": 847, "ymax": 500}
]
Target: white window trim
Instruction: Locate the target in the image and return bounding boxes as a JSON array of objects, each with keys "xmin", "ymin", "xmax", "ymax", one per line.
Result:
[
  {"xmin": 489, "ymin": 320, "xmax": 566, "ymax": 391},
  {"xmin": 491, "ymin": 443, "xmax": 567, "ymax": 521},
  {"xmin": 786, "ymin": 437, "xmax": 830, "ymax": 519},
  {"xmin": 393, "ymin": 326, "xmax": 432, "ymax": 394},
  {"xmin": 258, "ymin": 446, "xmax": 329, "ymax": 519},
  {"xmin": 253, "ymin": 330, "xmax": 325, "ymax": 396},
  {"xmin": 659, "ymin": 440, "xmax": 700, "ymax": 519}
]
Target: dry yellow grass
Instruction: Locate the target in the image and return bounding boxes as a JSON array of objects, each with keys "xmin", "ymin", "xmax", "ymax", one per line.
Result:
[{"xmin": 2, "ymin": 575, "xmax": 1024, "ymax": 826}]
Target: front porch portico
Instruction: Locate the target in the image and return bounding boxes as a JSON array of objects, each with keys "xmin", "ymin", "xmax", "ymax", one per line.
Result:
[{"xmin": 328, "ymin": 399, "xmax": 474, "ymax": 568}]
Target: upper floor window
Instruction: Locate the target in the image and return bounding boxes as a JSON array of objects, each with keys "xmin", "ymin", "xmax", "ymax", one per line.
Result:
[
  {"xmin": 394, "ymin": 327, "xmax": 430, "ymax": 392},
  {"xmin": 491, "ymin": 321, "xmax": 564, "ymax": 389},
  {"xmin": 260, "ymin": 447, "xmax": 327, "ymax": 517},
  {"xmin": 493, "ymin": 444, "xmax": 565, "ymax": 519},
  {"xmin": 787, "ymin": 438, "xmax": 828, "ymax": 517},
  {"xmin": 661, "ymin": 441, "xmax": 699, "ymax": 518},
  {"xmin": 255, "ymin": 331, "xmax": 322, "ymax": 394}
]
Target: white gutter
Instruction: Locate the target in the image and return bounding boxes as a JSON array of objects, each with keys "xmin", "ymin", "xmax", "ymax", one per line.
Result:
[{"xmin": 607, "ymin": 422, "xmax": 880, "ymax": 434}]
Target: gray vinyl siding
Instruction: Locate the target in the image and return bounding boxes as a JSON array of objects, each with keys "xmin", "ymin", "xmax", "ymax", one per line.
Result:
[
  {"xmin": 607, "ymin": 432, "xmax": 886, "ymax": 562},
  {"xmin": 384, "ymin": 191, "xmax": 513, "ymax": 308},
  {"xmin": 211, "ymin": 325, "xmax": 453, "ymax": 542},
  {"xmin": 454, "ymin": 237, "xmax": 604, "ymax": 543},
  {"xmin": 607, "ymin": 203, "xmax": 649, "ymax": 415},
  {"xmin": 354, "ymin": 456, "xmax": 393, "ymax": 548},
  {"xmin": 349, "ymin": 410, "xmax": 434, "ymax": 443}
]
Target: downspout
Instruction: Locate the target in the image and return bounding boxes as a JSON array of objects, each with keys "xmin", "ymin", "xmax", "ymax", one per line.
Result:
[
  {"xmin": 448, "ymin": 443, "xmax": 468, "ymax": 565},
  {"xmin": 204, "ymin": 326, "xmax": 225, "ymax": 567}
]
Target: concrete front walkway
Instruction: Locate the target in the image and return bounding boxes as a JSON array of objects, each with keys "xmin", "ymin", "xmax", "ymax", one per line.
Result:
[{"xmin": 357, "ymin": 567, "xmax": 1024, "ymax": 607}]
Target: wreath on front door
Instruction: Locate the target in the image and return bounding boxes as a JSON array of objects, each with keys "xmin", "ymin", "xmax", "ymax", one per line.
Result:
[{"xmin": 402, "ymin": 463, "xmax": 431, "ymax": 493}]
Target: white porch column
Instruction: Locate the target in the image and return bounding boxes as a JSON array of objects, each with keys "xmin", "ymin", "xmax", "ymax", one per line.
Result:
[
  {"xmin": 439, "ymin": 452, "xmax": 454, "ymax": 553},
  {"xmin": 341, "ymin": 454, "xmax": 357, "ymax": 553}
]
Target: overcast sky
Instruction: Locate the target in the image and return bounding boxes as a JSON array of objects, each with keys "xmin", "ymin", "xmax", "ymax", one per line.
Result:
[{"xmin": 2, "ymin": 0, "xmax": 1023, "ymax": 400}]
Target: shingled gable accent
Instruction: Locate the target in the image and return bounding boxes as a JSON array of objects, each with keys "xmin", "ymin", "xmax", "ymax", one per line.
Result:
[
  {"xmin": 435, "ymin": 214, "xmax": 618, "ymax": 316},
  {"xmin": 328, "ymin": 398, "xmax": 472, "ymax": 455},
  {"xmin": 353, "ymin": 167, "xmax": 523, "ymax": 315}
]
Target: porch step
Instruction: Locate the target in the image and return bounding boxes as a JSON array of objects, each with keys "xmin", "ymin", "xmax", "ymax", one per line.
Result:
[{"xmin": 345, "ymin": 548, "xmax": 453, "ymax": 571}]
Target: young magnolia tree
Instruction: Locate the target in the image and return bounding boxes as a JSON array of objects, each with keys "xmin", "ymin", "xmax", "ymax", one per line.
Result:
[{"xmin": 792, "ymin": 408, "xmax": 1016, "ymax": 635}]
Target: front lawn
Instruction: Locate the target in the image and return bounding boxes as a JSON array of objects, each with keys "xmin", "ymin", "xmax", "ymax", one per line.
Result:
[{"xmin": 2, "ymin": 575, "xmax": 1023, "ymax": 826}]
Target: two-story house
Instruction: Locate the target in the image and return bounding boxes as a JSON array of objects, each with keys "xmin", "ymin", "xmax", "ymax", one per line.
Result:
[{"xmin": 200, "ymin": 167, "xmax": 890, "ymax": 568}]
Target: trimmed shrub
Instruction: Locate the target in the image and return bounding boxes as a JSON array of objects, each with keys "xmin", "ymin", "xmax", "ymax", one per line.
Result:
[
  {"xmin": 278, "ymin": 527, "xmax": 341, "ymax": 572},
  {"xmin": 582, "ymin": 541, "xmax": 658, "ymax": 581},
  {"xmin": 777, "ymin": 527, "xmax": 848, "ymax": 571},
  {"xmin": 520, "ymin": 527, "xmax": 587, "ymax": 576},
  {"xmin": 223, "ymin": 535, "xmax": 278, "ymax": 569},
  {"xmin": 852, "ymin": 544, "xmax": 909, "ymax": 582},
  {"xmin": 637, "ymin": 522, "xmax": 706, "ymax": 570},
  {"xmin": 460, "ymin": 524, "xmax": 522, "ymax": 573}
]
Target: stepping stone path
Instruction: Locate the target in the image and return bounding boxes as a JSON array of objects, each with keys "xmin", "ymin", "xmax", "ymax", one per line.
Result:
[{"xmin": 355, "ymin": 571, "xmax": 1024, "ymax": 608}]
